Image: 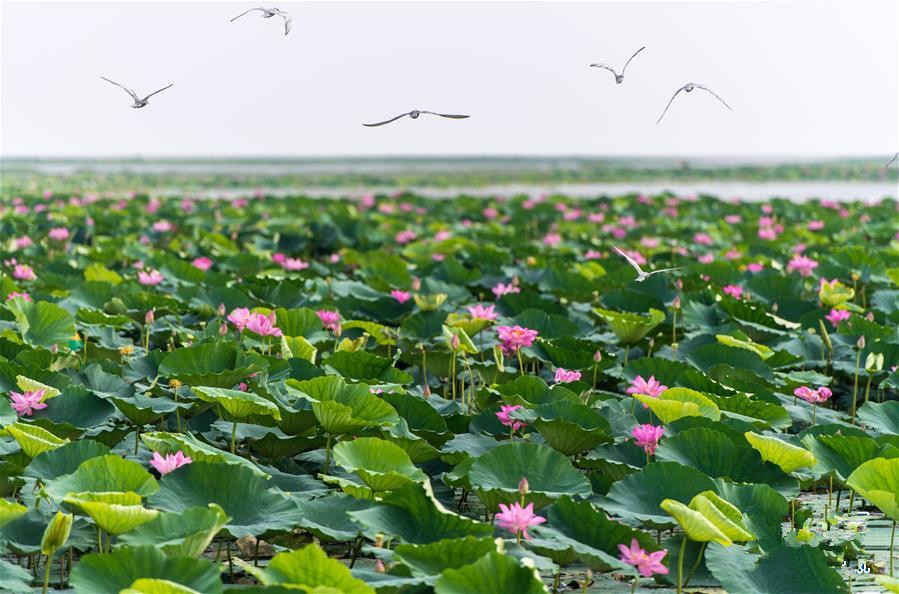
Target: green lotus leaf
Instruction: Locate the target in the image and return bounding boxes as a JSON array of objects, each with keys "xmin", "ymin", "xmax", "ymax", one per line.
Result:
[
  {"xmin": 274, "ymin": 307, "xmax": 323, "ymax": 338},
  {"xmin": 442, "ymin": 325, "xmax": 478, "ymax": 355},
  {"xmin": 349, "ymin": 482, "xmax": 493, "ymax": 544},
  {"xmin": 634, "ymin": 387, "xmax": 721, "ymax": 424},
  {"xmin": 595, "ymin": 307, "xmax": 665, "ymax": 345},
  {"xmin": 443, "ymin": 313, "xmax": 491, "ymax": 340},
  {"xmin": 689, "ymin": 492, "xmax": 753, "ymax": 542},
  {"xmin": 333, "ymin": 437, "xmax": 427, "ymax": 492},
  {"xmin": 288, "ymin": 376, "xmax": 399, "ymax": 434},
  {"xmin": 70, "ymin": 545, "xmax": 223, "ymax": 594},
  {"xmin": 0, "ymin": 499, "xmax": 27, "ymax": 527},
  {"xmin": 63, "ymin": 491, "xmax": 159, "ymax": 535},
  {"xmin": 601, "ymin": 462, "xmax": 717, "ymax": 527},
  {"xmin": 382, "ymin": 418, "xmax": 443, "ymax": 463},
  {"xmin": 704, "ymin": 542, "xmax": 846, "ymax": 594},
  {"xmin": 857, "ymin": 401, "xmax": 899, "ymax": 436},
  {"xmin": 744, "ymin": 432, "xmax": 817, "ymax": 474},
  {"xmin": 120, "ymin": 578, "xmax": 204, "ymax": 594},
  {"xmin": 192, "ymin": 386, "xmax": 280, "ymax": 421},
  {"xmin": 660, "ymin": 498, "xmax": 732, "ymax": 546},
  {"xmin": 433, "ymin": 551, "xmax": 546, "ymax": 594},
  {"xmin": 466, "ymin": 442, "xmax": 592, "ymax": 509},
  {"xmin": 819, "ymin": 280, "xmax": 854, "ymax": 307},
  {"xmin": 715, "ymin": 334, "xmax": 774, "ymax": 360},
  {"xmin": 7, "ymin": 299, "xmax": 77, "ymax": 348},
  {"xmin": 379, "ymin": 391, "xmax": 448, "ymax": 440},
  {"xmin": 0, "ymin": 558, "xmax": 32, "ymax": 594},
  {"xmin": 846, "ymin": 457, "xmax": 899, "ymax": 521},
  {"xmin": 107, "ymin": 393, "xmax": 187, "ymax": 426},
  {"xmin": 280, "ymin": 335, "xmax": 317, "ymax": 363},
  {"xmin": 295, "ymin": 494, "xmax": 373, "ymax": 542},
  {"xmin": 322, "ymin": 350, "xmax": 414, "ymax": 384},
  {"xmin": 4, "ymin": 422, "xmax": 69, "ymax": 458},
  {"xmin": 393, "ymin": 536, "xmax": 498, "ymax": 576},
  {"xmin": 118, "ymin": 504, "xmax": 229, "ymax": 557},
  {"xmin": 687, "ymin": 343, "xmax": 775, "ymax": 382},
  {"xmin": 240, "ymin": 543, "xmax": 374, "ymax": 593},
  {"xmin": 148, "ymin": 461, "xmax": 301, "ymax": 539},
  {"xmin": 140, "ymin": 431, "xmax": 266, "ymax": 477},
  {"xmin": 15, "ymin": 375, "xmax": 62, "ymax": 400},
  {"xmin": 802, "ymin": 434, "xmax": 883, "ymax": 482},
  {"xmin": 530, "ymin": 400, "xmax": 612, "ymax": 456},
  {"xmin": 343, "ymin": 320, "xmax": 398, "ymax": 346},
  {"xmin": 158, "ymin": 342, "xmax": 267, "ymax": 388},
  {"xmin": 876, "ymin": 575, "xmax": 899, "ymax": 593},
  {"xmin": 45, "ymin": 454, "xmax": 158, "ymax": 501}
]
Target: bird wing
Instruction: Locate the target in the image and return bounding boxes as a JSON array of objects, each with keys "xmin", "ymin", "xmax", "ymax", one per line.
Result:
[
  {"xmin": 230, "ymin": 7, "xmax": 265, "ymax": 21},
  {"xmin": 418, "ymin": 111, "xmax": 470, "ymax": 119},
  {"xmin": 692, "ymin": 84, "xmax": 733, "ymax": 111},
  {"xmin": 589, "ymin": 63, "xmax": 619, "ymax": 78},
  {"xmin": 656, "ymin": 84, "xmax": 688, "ymax": 124},
  {"xmin": 621, "ymin": 46, "xmax": 645, "ymax": 74},
  {"xmin": 278, "ymin": 12, "xmax": 292, "ymax": 34},
  {"xmin": 645, "ymin": 266, "xmax": 682, "ymax": 276},
  {"xmin": 141, "ymin": 83, "xmax": 174, "ymax": 101},
  {"xmin": 611, "ymin": 245, "xmax": 645, "ymax": 275},
  {"xmin": 100, "ymin": 76, "xmax": 139, "ymax": 102},
  {"xmin": 362, "ymin": 112, "xmax": 413, "ymax": 127},
  {"xmin": 886, "ymin": 153, "xmax": 898, "ymax": 168}
]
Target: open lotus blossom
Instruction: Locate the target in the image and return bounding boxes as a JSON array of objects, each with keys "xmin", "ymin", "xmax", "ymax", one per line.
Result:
[
  {"xmin": 618, "ymin": 538, "xmax": 669, "ymax": 577},
  {"xmin": 825, "ymin": 308, "xmax": 851, "ymax": 328},
  {"xmin": 724, "ymin": 215, "xmax": 742, "ymax": 224},
  {"xmin": 496, "ymin": 325, "xmax": 538, "ymax": 353},
  {"xmin": 747, "ymin": 262, "xmax": 764, "ymax": 272},
  {"xmin": 496, "ymin": 404, "xmax": 527, "ymax": 432},
  {"xmin": 227, "ymin": 307, "xmax": 252, "ymax": 331},
  {"xmin": 391, "ymin": 289, "xmax": 412, "ymax": 304},
  {"xmin": 5, "ymin": 292, "xmax": 31, "ymax": 302},
  {"xmin": 467, "ymin": 303, "xmax": 498, "ymax": 321},
  {"xmin": 434, "ymin": 230, "xmax": 452, "ymax": 241},
  {"xmin": 693, "ymin": 232, "xmax": 713, "ymax": 246},
  {"xmin": 632, "ymin": 424, "xmax": 665, "ymax": 455},
  {"xmin": 698, "ymin": 253, "xmax": 714, "ymax": 264},
  {"xmin": 786, "ymin": 255, "xmax": 819, "ymax": 277},
  {"xmin": 138, "ymin": 270, "xmax": 165, "ymax": 285},
  {"xmin": 543, "ymin": 232, "xmax": 562, "ymax": 246},
  {"xmin": 492, "ymin": 282, "xmax": 520, "ymax": 298},
  {"xmin": 794, "ymin": 385, "xmax": 833, "ymax": 404},
  {"xmin": 395, "ymin": 230, "xmax": 417, "ymax": 244},
  {"xmin": 192, "ymin": 257, "xmax": 212, "ymax": 271},
  {"xmin": 281, "ymin": 257, "xmax": 309, "ymax": 271},
  {"xmin": 13, "ymin": 264, "xmax": 36, "ymax": 281},
  {"xmin": 584, "ymin": 249, "xmax": 602, "ymax": 260},
  {"xmin": 554, "ymin": 368, "xmax": 582, "ymax": 383},
  {"xmin": 246, "ymin": 312, "xmax": 282, "ymax": 337},
  {"xmin": 725, "ymin": 249, "xmax": 742, "ymax": 260},
  {"xmin": 495, "ymin": 502, "xmax": 546, "ymax": 540},
  {"xmin": 272, "ymin": 253, "xmax": 287, "ymax": 265},
  {"xmin": 9, "ymin": 389, "xmax": 47, "ymax": 417},
  {"xmin": 149, "ymin": 451, "xmax": 192, "ymax": 476},
  {"xmin": 626, "ymin": 375, "xmax": 668, "ymax": 399},
  {"xmin": 48, "ymin": 227, "xmax": 70, "ymax": 241},
  {"xmin": 15, "ymin": 236, "xmax": 34, "ymax": 249},
  {"xmin": 808, "ymin": 220, "xmax": 825, "ymax": 231},
  {"xmin": 152, "ymin": 220, "xmax": 174, "ymax": 233},
  {"xmin": 317, "ymin": 309, "xmax": 341, "ymax": 333},
  {"xmin": 483, "ymin": 207, "xmax": 499, "ymax": 220},
  {"xmin": 723, "ymin": 284, "xmax": 743, "ymax": 299}
]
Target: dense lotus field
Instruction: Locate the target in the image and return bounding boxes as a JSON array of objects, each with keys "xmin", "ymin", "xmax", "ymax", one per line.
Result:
[{"xmin": 1, "ymin": 189, "xmax": 899, "ymax": 594}]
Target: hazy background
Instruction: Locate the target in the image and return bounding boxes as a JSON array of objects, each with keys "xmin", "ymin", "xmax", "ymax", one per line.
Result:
[{"xmin": 1, "ymin": 0, "xmax": 897, "ymax": 158}]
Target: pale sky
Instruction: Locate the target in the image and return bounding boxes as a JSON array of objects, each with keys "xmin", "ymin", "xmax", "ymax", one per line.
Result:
[{"xmin": 1, "ymin": 1, "xmax": 897, "ymax": 157}]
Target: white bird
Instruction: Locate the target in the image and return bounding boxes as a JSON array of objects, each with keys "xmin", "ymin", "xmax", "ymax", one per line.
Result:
[
  {"xmin": 590, "ymin": 46, "xmax": 646, "ymax": 84},
  {"xmin": 611, "ymin": 245, "xmax": 681, "ymax": 282},
  {"xmin": 656, "ymin": 83, "xmax": 732, "ymax": 124},
  {"xmin": 100, "ymin": 77, "xmax": 173, "ymax": 108},
  {"xmin": 230, "ymin": 7, "xmax": 292, "ymax": 35},
  {"xmin": 886, "ymin": 153, "xmax": 898, "ymax": 168},
  {"xmin": 363, "ymin": 110, "xmax": 470, "ymax": 127}
]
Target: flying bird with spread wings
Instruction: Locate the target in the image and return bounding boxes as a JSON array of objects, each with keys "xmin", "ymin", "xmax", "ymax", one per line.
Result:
[
  {"xmin": 363, "ymin": 110, "xmax": 470, "ymax": 127},
  {"xmin": 230, "ymin": 7, "xmax": 292, "ymax": 35},
  {"xmin": 612, "ymin": 245, "xmax": 681, "ymax": 282},
  {"xmin": 656, "ymin": 83, "xmax": 732, "ymax": 124},
  {"xmin": 99, "ymin": 77, "xmax": 174, "ymax": 108},
  {"xmin": 590, "ymin": 46, "xmax": 646, "ymax": 84}
]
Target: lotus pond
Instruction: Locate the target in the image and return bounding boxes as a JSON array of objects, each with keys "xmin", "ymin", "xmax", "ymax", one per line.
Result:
[{"xmin": 1, "ymin": 190, "xmax": 898, "ymax": 593}]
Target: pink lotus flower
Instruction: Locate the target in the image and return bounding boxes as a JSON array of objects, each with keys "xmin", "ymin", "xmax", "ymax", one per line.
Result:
[
  {"xmin": 146, "ymin": 199, "xmax": 161, "ymax": 214},
  {"xmin": 483, "ymin": 207, "xmax": 499, "ymax": 220},
  {"xmin": 152, "ymin": 220, "xmax": 174, "ymax": 233},
  {"xmin": 496, "ymin": 404, "xmax": 527, "ymax": 431},
  {"xmin": 794, "ymin": 385, "xmax": 832, "ymax": 404},
  {"xmin": 724, "ymin": 215, "xmax": 742, "ymax": 224},
  {"xmin": 808, "ymin": 220, "xmax": 825, "ymax": 231},
  {"xmin": 14, "ymin": 236, "xmax": 33, "ymax": 249},
  {"xmin": 543, "ymin": 232, "xmax": 562, "ymax": 247},
  {"xmin": 138, "ymin": 270, "xmax": 164, "ymax": 286},
  {"xmin": 554, "ymin": 368, "xmax": 582, "ymax": 383},
  {"xmin": 391, "ymin": 289, "xmax": 412, "ymax": 304},
  {"xmin": 825, "ymin": 308, "xmax": 851, "ymax": 328},
  {"xmin": 246, "ymin": 312, "xmax": 282, "ymax": 337},
  {"xmin": 522, "ymin": 200, "xmax": 537, "ymax": 210},
  {"xmin": 588, "ymin": 212, "xmax": 605, "ymax": 223},
  {"xmin": 761, "ymin": 204, "xmax": 773, "ymax": 214},
  {"xmin": 9, "ymin": 389, "xmax": 47, "ymax": 417},
  {"xmin": 723, "ymin": 285, "xmax": 743, "ymax": 299},
  {"xmin": 693, "ymin": 233, "xmax": 713, "ymax": 246},
  {"xmin": 496, "ymin": 325, "xmax": 538, "ymax": 352},
  {"xmin": 395, "ymin": 230, "xmax": 417, "ymax": 244},
  {"xmin": 698, "ymin": 253, "xmax": 714, "ymax": 264},
  {"xmin": 747, "ymin": 262, "xmax": 764, "ymax": 273},
  {"xmin": 758, "ymin": 227, "xmax": 778, "ymax": 241},
  {"xmin": 641, "ymin": 237, "xmax": 661, "ymax": 249},
  {"xmin": 466, "ymin": 303, "xmax": 498, "ymax": 321},
  {"xmin": 359, "ymin": 194, "xmax": 375, "ymax": 209},
  {"xmin": 192, "ymin": 257, "xmax": 212, "ymax": 271},
  {"xmin": 432, "ymin": 253, "xmax": 445, "ymax": 261},
  {"xmin": 626, "ymin": 375, "xmax": 668, "ymax": 408},
  {"xmin": 563, "ymin": 209, "xmax": 581, "ymax": 221},
  {"xmin": 618, "ymin": 539, "xmax": 669, "ymax": 577},
  {"xmin": 317, "ymin": 309, "xmax": 341, "ymax": 334},
  {"xmin": 13, "ymin": 264, "xmax": 36, "ymax": 281},
  {"xmin": 48, "ymin": 227, "xmax": 70, "ymax": 241},
  {"xmin": 5, "ymin": 292, "xmax": 31, "ymax": 302},
  {"xmin": 492, "ymin": 282, "xmax": 520, "ymax": 298},
  {"xmin": 495, "ymin": 501, "xmax": 546, "ymax": 540},
  {"xmin": 149, "ymin": 451, "xmax": 192, "ymax": 476},
  {"xmin": 725, "ymin": 249, "xmax": 742, "ymax": 260},
  {"xmin": 434, "ymin": 230, "xmax": 452, "ymax": 241},
  {"xmin": 282, "ymin": 258, "xmax": 309, "ymax": 271},
  {"xmin": 631, "ymin": 424, "xmax": 664, "ymax": 455},
  {"xmin": 584, "ymin": 249, "xmax": 602, "ymax": 260},
  {"xmin": 787, "ymin": 255, "xmax": 819, "ymax": 277},
  {"xmin": 227, "ymin": 307, "xmax": 252, "ymax": 331},
  {"xmin": 272, "ymin": 253, "xmax": 286, "ymax": 265}
]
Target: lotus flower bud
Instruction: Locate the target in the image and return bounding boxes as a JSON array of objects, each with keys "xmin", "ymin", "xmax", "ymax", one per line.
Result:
[
  {"xmin": 593, "ymin": 350, "xmax": 602, "ymax": 363},
  {"xmin": 41, "ymin": 511, "xmax": 73, "ymax": 556},
  {"xmin": 450, "ymin": 334, "xmax": 460, "ymax": 351},
  {"xmin": 145, "ymin": 309, "xmax": 155, "ymax": 325},
  {"xmin": 219, "ymin": 323, "xmax": 228, "ymax": 336},
  {"xmin": 50, "ymin": 343, "xmax": 58, "ymax": 354},
  {"xmin": 857, "ymin": 335, "xmax": 866, "ymax": 350},
  {"xmin": 673, "ymin": 296, "xmax": 681, "ymax": 310},
  {"xmin": 675, "ymin": 278, "xmax": 683, "ymax": 290},
  {"xmin": 411, "ymin": 277, "xmax": 422, "ymax": 291},
  {"xmin": 866, "ymin": 312, "xmax": 874, "ymax": 322},
  {"xmin": 217, "ymin": 303, "xmax": 226, "ymax": 317},
  {"xmin": 518, "ymin": 477, "xmax": 529, "ymax": 496}
]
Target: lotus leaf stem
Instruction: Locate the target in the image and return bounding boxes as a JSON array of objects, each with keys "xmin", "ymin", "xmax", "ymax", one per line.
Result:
[
  {"xmin": 850, "ymin": 348, "xmax": 862, "ymax": 424},
  {"xmin": 891, "ymin": 520, "xmax": 896, "ymax": 576},
  {"xmin": 676, "ymin": 535, "xmax": 687, "ymax": 594},
  {"xmin": 683, "ymin": 541, "xmax": 707, "ymax": 588},
  {"xmin": 42, "ymin": 555, "xmax": 51, "ymax": 594}
]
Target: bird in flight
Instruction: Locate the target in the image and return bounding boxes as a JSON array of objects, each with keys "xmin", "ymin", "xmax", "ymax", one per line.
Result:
[
  {"xmin": 886, "ymin": 153, "xmax": 898, "ymax": 168},
  {"xmin": 656, "ymin": 83, "xmax": 732, "ymax": 124},
  {"xmin": 100, "ymin": 77, "xmax": 174, "ymax": 108},
  {"xmin": 590, "ymin": 46, "xmax": 646, "ymax": 84},
  {"xmin": 611, "ymin": 245, "xmax": 681, "ymax": 282},
  {"xmin": 363, "ymin": 110, "xmax": 470, "ymax": 127},
  {"xmin": 230, "ymin": 7, "xmax": 292, "ymax": 35}
]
